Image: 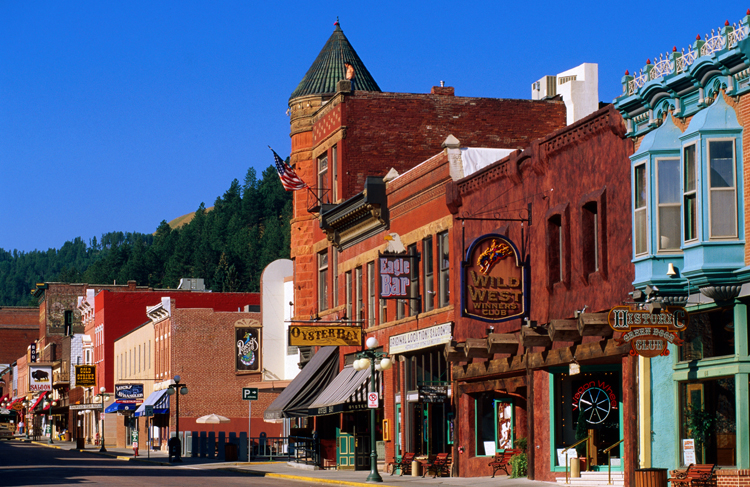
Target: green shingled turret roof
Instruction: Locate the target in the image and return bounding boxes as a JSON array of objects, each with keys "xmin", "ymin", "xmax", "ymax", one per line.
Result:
[{"xmin": 289, "ymin": 21, "xmax": 381, "ymax": 101}]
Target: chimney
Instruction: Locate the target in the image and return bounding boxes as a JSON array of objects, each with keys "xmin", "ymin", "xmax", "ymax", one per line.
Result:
[
  {"xmin": 431, "ymin": 85, "xmax": 454, "ymax": 96},
  {"xmin": 127, "ymin": 280, "xmax": 137, "ymax": 291}
]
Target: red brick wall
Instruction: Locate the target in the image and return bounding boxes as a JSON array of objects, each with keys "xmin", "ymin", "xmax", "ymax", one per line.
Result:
[
  {"xmin": 169, "ymin": 308, "xmax": 282, "ymax": 437},
  {"xmin": 0, "ymin": 307, "xmax": 38, "ymax": 366},
  {"xmin": 717, "ymin": 469, "xmax": 750, "ymax": 487}
]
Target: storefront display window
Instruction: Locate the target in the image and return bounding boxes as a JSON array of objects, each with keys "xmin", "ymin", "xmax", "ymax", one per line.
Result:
[
  {"xmin": 552, "ymin": 368, "xmax": 621, "ymax": 469},
  {"xmin": 474, "ymin": 392, "xmax": 514, "ymax": 456},
  {"xmin": 679, "ymin": 307, "xmax": 734, "ymax": 361},
  {"xmin": 679, "ymin": 378, "xmax": 736, "ymax": 466}
]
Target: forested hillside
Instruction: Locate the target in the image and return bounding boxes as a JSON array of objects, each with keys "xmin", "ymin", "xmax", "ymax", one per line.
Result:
[{"xmin": 0, "ymin": 164, "xmax": 292, "ymax": 306}]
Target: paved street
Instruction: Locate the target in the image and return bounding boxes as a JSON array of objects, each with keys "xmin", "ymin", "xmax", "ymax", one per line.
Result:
[
  {"xmin": 0, "ymin": 438, "xmax": 563, "ymax": 487},
  {"xmin": 0, "ymin": 440, "xmax": 287, "ymax": 487}
]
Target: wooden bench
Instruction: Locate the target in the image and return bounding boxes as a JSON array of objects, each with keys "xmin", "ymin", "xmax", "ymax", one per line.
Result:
[
  {"xmin": 667, "ymin": 464, "xmax": 717, "ymax": 487},
  {"xmin": 388, "ymin": 452, "xmax": 415, "ymax": 476},
  {"xmin": 422, "ymin": 452, "xmax": 451, "ymax": 478},
  {"xmin": 489, "ymin": 448, "xmax": 522, "ymax": 478}
]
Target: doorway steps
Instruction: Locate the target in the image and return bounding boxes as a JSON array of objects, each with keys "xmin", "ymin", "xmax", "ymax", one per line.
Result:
[{"xmin": 557, "ymin": 471, "xmax": 625, "ymax": 487}]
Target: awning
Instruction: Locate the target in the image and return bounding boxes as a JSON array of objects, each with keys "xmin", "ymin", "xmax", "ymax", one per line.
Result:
[
  {"xmin": 264, "ymin": 346, "xmax": 339, "ymax": 421},
  {"xmin": 31, "ymin": 392, "xmax": 48, "ymax": 411},
  {"xmin": 105, "ymin": 402, "xmax": 138, "ymax": 414},
  {"xmin": 134, "ymin": 390, "xmax": 170, "ymax": 417},
  {"xmin": 307, "ymin": 365, "xmax": 378, "ymax": 416}
]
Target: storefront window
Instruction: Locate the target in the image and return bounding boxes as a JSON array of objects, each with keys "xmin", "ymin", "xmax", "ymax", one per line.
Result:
[
  {"xmin": 553, "ymin": 369, "xmax": 621, "ymax": 468},
  {"xmin": 679, "ymin": 378, "xmax": 736, "ymax": 466},
  {"xmin": 474, "ymin": 393, "xmax": 514, "ymax": 456},
  {"xmin": 679, "ymin": 307, "xmax": 734, "ymax": 361}
]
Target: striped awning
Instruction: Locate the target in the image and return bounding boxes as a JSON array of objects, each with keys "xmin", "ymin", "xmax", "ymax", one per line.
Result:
[{"xmin": 134, "ymin": 390, "xmax": 169, "ymax": 417}]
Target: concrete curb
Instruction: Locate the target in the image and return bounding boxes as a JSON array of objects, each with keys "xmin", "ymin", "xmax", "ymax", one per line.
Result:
[{"xmin": 218, "ymin": 467, "xmax": 403, "ymax": 487}]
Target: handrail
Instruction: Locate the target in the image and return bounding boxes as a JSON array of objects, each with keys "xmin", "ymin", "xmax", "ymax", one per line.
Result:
[
  {"xmin": 604, "ymin": 438, "xmax": 624, "ymax": 485},
  {"xmin": 603, "ymin": 439, "xmax": 623, "ymax": 454},
  {"xmin": 563, "ymin": 435, "xmax": 591, "ymax": 484}
]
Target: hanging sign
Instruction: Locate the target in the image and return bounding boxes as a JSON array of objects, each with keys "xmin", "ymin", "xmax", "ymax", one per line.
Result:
[
  {"xmin": 608, "ymin": 305, "xmax": 688, "ymax": 357},
  {"xmin": 75, "ymin": 365, "xmax": 97, "ymax": 387},
  {"xmin": 379, "ymin": 255, "xmax": 412, "ymax": 299},
  {"xmin": 288, "ymin": 325, "xmax": 362, "ymax": 346},
  {"xmin": 29, "ymin": 365, "xmax": 52, "ymax": 392},
  {"xmin": 462, "ymin": 234, "xmax": 525, "ymax": 322}
]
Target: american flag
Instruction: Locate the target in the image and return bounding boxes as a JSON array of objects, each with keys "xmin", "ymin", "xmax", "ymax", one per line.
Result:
[{"xmin": 270, "ymin": 148, "xmax": 308, "ymax": 191}]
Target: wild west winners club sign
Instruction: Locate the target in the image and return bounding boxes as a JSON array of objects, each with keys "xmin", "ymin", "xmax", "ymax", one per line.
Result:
[
  {"xmin": 608, "ymin": 305, "xmax": 687, "ymax": 357},
  {"xmin": 462, "ymin": 234, "xmax": 526, "ymax": 322}
]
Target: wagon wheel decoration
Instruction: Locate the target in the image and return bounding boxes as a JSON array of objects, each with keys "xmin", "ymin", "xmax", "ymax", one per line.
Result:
[{"xmin": 578, "ymin": 387, "xmax": 611, "ymax": 424}]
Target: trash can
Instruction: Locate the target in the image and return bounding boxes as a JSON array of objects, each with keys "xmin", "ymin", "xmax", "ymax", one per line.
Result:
[
  {"xmin": 225, "ymin": 442, "xmax": 238, "ymax": 462},
  {"xmin": 635, "ymin": 468, "xmax": 668, "ymax": 487},
  {"xmin": 76, "ymin": 437, "xmax": 85, "ymax": 449},
  {"xmin": 412, "ymin": 460, "xmax": 421, "ymax": 477}
]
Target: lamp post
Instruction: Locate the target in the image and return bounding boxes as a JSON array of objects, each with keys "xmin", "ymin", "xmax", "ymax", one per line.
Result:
[
  {"xmin": 352, "ymin": 336, "xmax": 392, "ymax": 483},
  {"xmin": 43, "ymin": 399, "xmax": 57, "ymax": 444},
  {"xmin": 166, "ymin": 375, "xmax": 188, "ymax": 462},
  {"xmin": 23, "ymin": 400, "xmax": 30, "ymax": 440},
  {"xmin": 96, "ymin": 387, "xmax": 111, "ymax": 452}
]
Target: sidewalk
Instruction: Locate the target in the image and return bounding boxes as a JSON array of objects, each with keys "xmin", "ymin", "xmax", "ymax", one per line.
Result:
[{"xmin": 17, "ymin": 436, "xmax": 560, "ymax": 487}]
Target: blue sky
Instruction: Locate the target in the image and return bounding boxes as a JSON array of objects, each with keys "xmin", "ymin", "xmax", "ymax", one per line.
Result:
[{"xmin": 1, "ymin": 1, "xmax": 745, "ymax": 253}]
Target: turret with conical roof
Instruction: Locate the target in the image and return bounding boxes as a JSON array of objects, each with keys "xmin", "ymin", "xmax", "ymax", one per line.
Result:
[{"xmin": 289, "ymin": 21, "xmax": 380, "ymax": 100}]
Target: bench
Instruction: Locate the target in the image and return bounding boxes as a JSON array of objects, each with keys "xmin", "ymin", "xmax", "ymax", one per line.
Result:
[
  {"xmin": 668, "ymin": 464, "xmax": 717, "ymax": 487},
  {"xmin": 388, "ymin": 452, "xmax": 415, "ymax": 476},
  {"xmin": 489, "ymin": 448, "xmax": 522, "ymax": 478},
  {"xmin": 422, "ymin": 452, "xmax": 451, "ymax": 478}
]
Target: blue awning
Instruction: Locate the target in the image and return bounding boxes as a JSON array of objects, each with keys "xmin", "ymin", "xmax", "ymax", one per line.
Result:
[
  {"xmin": 105, "ymin": 401, "xmax": 138, "ymax": 414},
  {"xmin": 134, "ymin": 390, "xmax": 170, "ymax": 417}
]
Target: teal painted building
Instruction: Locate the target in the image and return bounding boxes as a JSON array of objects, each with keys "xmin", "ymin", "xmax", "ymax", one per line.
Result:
[{"xmin": 614, "ymin": 11, "xmax": 750, "ymax": 471}]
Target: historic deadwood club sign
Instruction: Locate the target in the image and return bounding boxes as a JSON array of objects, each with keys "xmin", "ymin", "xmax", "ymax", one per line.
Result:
[
  {"xmin": 236, "ymin": 321, "xmax": 261, "ymax": 372},
  {"xmin": 608, "ymin": 305, "xmax": 688, "ymax": 357},
  {"xmin": 462, "ymin": 234, "xmax": 525, "ymax": 322},
  {"xmin": 288, "ymin": 325, "xmax": 362, "ymax": 347}
]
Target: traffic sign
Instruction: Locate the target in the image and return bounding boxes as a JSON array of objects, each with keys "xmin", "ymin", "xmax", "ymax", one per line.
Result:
[
  {"xmin": 242, "ymin": 388, "xmax": 258, "ymax": 401},
  {"xmin": 368, "ymin": 392, "xmax": 378, "ymax": 408}
]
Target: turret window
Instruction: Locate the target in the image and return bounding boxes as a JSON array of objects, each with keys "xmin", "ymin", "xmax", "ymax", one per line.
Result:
[
  {"xmin": 683, "ymin": 144, "xmax": 698, "ymax": 243},
  {"xmin": 656, "ymin": 158, "xmax": 681, "ymax": 252}
]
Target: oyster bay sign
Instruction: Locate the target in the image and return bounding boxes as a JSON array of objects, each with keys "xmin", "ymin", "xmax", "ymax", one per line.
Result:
[{"xmin": 608, "ymin": 305, "xmax": 688, "ymax": 357}]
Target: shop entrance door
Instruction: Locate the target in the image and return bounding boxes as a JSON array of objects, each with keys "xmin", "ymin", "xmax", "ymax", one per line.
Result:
[{"xmin": 337, "ymin": 428, "xmax": 355, "ymax": 470}]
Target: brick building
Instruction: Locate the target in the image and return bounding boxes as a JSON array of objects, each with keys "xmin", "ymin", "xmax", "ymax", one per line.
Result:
[
  {"xmin": 278, "ymin": 21, "xmax": 639, "ymax": 481},
  {"xmin": 446, "ymin": 105, "xmax": 634, "ymax": 480},
  {"xmin": 0, "ymin": 306, "xmax": 37, "ymax": 371}
]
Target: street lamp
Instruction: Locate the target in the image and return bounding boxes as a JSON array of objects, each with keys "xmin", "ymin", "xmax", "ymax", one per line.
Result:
[
  {"xmin": 166, "ymin": 375, "xmax": 188, "ymax": 462},
  {"xmin": 96, "ymin": 387, "xmax": 111, "ymax": 452},
  {"xmin": 43, "ymin": 399, "xmax": 57, "ymax": 444},
  {"xmin": 352, "ymin": 336, "xmax": 392, "ymax": 483},
  {"xmin": 23, "ymin": 400, "xmax": 30, "ymax": 440}
]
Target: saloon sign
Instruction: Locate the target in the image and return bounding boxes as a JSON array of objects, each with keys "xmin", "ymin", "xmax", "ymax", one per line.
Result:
[
  {"xmin": 608, "ymin": 305, "xmax": 688, "ymax": 357},
  {"xmin": 462, "ymin": 234, "xmax": 525, "ymax": 322},
  {"xmin": 29, "ymin": 365, "xmax": 53, "ymax": 392}
]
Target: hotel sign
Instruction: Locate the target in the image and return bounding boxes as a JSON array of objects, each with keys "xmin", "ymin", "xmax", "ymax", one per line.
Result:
[
  {"xmin": 608, "ymin": 305, "xmax": 688, "ymax": 357},
  {"xmin": 462, "ymin": 234, "xmax": 525, "ymax": 322},
  {"xmin": 289, "ymin": 325, "xmax": 362, "ymax": 347}
]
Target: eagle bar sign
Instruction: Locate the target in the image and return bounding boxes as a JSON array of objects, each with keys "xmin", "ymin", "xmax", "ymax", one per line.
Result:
[
  {"xmin": 462, "ymin": 234, "xmax": 525, "ymax": 322},
  {"xmin": 379, "ymin": 253, "xmax": 418, "ymax": 299},
  {"xmin": 289, "ymin": 325, "xmax": 362, "ymax": 347}
]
